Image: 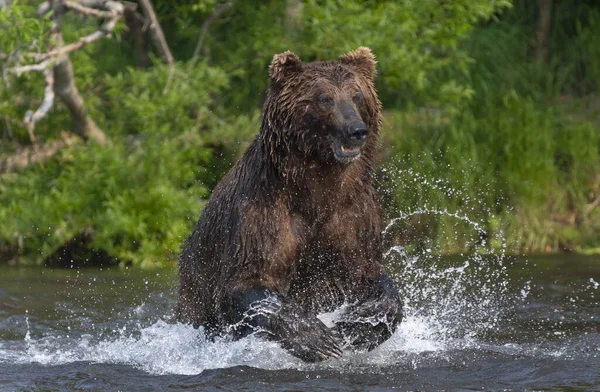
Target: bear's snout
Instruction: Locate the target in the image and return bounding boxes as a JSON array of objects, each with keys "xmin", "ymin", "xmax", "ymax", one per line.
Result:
[
  {"xmin": 329, "ymin": 102, "xmax": 369, "ymax": 163},
  {"xmin": 336, "ymin": 102, "xmax": 368, "ymax": 146},
  {"xmin": 345, "ymin": 121, "xmax": 368, "ymax": 145},
  {"xmin": 331, "ymin": 120, "xmax": 367, "ymax": 163}
]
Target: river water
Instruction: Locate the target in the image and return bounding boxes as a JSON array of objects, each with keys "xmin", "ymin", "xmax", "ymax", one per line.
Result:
[{"xmin": 0, "ymin": 253, "xmax": 599, "ymax": 391}]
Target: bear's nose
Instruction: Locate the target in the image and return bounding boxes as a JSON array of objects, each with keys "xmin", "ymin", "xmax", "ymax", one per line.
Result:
[{"xmin": 347, "ymin": 123, "xmax": 368, "ymax": 143}]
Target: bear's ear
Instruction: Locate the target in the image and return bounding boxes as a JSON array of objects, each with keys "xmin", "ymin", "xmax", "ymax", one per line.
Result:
[
  {"xmin": 269, "ymin": 51, "xmax": 303, "ymax": 83},
  {"xmin": 339, "ymin": 47, "xmax": 377, "ymax": 80}
]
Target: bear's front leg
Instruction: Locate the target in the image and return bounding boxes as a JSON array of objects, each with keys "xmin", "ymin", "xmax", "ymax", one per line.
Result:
[
  {"xmin": 223, "ymin": 285, "xmax": 343, "ymax": 362},
  {"xmin": 334, "ymin": 274, "xmax": 403, "ymax": 351}
]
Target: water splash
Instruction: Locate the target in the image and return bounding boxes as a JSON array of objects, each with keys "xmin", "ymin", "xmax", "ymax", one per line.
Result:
[
  {"xmin": 2, "ymin": 321, "xmax": 299, "ymax": 375},
  {"xmin": 24, "ymin": 310, "xmax": 31, "ymax": 344},
  {"xmin": 376, "ymin": 162, "xmax": 519, "ymax": 362},
  {"xmin": 383, "ymin": 208, "xmax": 486, "ymax": 238}
]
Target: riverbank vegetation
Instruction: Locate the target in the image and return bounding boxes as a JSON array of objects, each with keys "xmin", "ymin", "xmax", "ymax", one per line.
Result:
[{"xmin": 1, "ymin": 0, "xmax": 598, "ymax": 267}]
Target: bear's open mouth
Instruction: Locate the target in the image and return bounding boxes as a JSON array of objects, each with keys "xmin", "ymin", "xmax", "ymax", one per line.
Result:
[{"xmin": 331, "ymin": 139, "xmax": 362, "ymax": 163}]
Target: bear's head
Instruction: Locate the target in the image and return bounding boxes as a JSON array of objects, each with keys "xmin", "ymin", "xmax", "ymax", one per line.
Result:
[{"xmin": 263, "ymin": 47, "xmax": 381, "ymax": 166}]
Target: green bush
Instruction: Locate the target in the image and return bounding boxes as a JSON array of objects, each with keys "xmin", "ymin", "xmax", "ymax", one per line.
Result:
[
  {"xmin": 380, "ymin": 3, "xmax": 600, "ymax": 254},
  {"xmin": 0, "ymin": 60, "xmax": 256, "ymax": 267}
]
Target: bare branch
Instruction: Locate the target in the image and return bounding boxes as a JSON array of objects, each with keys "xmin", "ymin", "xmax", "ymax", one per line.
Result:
[
  {"xmin": 37, "ymin": 27, "xmax": 115, "ymax": 61},
  {"xmin": 0, "ymin": 132, "xmax": 80, "ymax": 174},
  {"xmin": 37, "ymin": 1, "xmax": 52, "ymax": 18},
  {"xmin": 63, "ymin": 0, "xmax": 120, "ymax": 18},
  {"xmin": 192, "ymin": 2, "xmax": 234, "ymax": 61},
  {"xmin": 137, "ymin": 0, "xmax": 174, "ymax": 65},
  {"xmin": 133, "ymin": 0, "xmax": 174, "ymax": 93},
  {"xmin": 119, "ymin": 1, "xmax": 138, "ymax": 12},
  {"xmin": 7, "ymin": 59, "xmax": 52, "ymax": 76},
  {"xmin": 23, "ymin": 67, "xmax": 55, "ymax": 143},
  {"xmin": 32, "ymin": 1, "xmax": 125, "ymax": 63},
  {"xmin": 75, "ymin": 0, "xmax": 126, "ymax": 12},
  {"xmin": 585, "ymin": 193, "xmax": 600, "ymax": 217},
  {"xmin": 5, "ymin": 0, "xmax": 124, "ymax": 144}
]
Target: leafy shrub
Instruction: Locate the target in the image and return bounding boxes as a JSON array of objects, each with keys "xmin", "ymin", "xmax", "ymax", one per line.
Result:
[{"xmin": 0, "ymin": 60, "xmax": 257, "ymax": 267}]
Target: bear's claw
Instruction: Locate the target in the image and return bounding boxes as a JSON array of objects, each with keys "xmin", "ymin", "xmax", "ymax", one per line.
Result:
[
  {"xmin": 272, "ymin": 302, "xmax": 344, "ymax": 362},
  {"xmin": 333, "ymin": 294, "xmax": 402, "ymax": 351}
]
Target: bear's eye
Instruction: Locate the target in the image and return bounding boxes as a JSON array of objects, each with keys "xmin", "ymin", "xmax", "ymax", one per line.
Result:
[
  {"xmin": 353, "ymin": 91, "xmax": 364, "ymax": 106},
  {"xmin": 317, "ymin": 95, "xmax": 334, "ymax": 111}
]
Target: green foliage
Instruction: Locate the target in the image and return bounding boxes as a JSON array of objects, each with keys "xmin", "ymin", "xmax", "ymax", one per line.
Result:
[
  {"xmin": 0, "ymin": 1, "xmax": 50, "ymax": 52},
  {"xmin": 0, "ymin": 60, "xmax": 256, "ymax": 267},
  {"xmin": 1, "ymin": 2, "xmax": 51, "ymax": 148},
  {"xmin": 300, "ymin": 0, "xmax": 511, "ymax": 112},
  {"xmin": 548, "ymin": 0, "xmax": 600, "ymax": 95},
  {"xmin": 1, "ymin": 0, "xmax": 600, "ymax": 266},
  {"xmin": 381, "ymin": 0, "xmax": 600, "ymax": 253},
  {"xmin": 0, "ymin": 141, "xmax": 204, "ymax": 267},
  {"xmin": 198, "ymin": 0, "xmax": 511, "ymax": 112}
]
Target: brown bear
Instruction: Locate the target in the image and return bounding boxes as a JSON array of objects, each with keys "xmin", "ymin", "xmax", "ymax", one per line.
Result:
[{"xmin": 177, "ymin": 47, "xmax": 402, "ymax": 362}]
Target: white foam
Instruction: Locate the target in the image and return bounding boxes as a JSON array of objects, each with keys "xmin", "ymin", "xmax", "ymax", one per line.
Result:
[
  {"xmin": 0, "ymin": 320, "xmax": 303, "ymax": 375},
  {"xmin": 0, "ymin": 309, "xmax": 489, "ymax": 376}
]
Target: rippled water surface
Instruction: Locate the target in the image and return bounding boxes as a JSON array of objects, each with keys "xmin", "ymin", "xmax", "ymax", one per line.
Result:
[{"xmin": 1, "ymin": 254, "xmax": 599, "ymax": 391}]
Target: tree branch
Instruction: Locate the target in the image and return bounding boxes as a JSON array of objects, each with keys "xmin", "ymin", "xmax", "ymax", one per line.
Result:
[
  {"xmin": 23, "ymin": 67, "xmax": 55, "ymax": 144},
  {"xmin": 585, "ymin": 193, "xmax": 600, "ymax": 217},
  {"xmin": 192, "ymin": 1, "xmax": 234, "ymax": 61},
  {"xmin": 135, "ymin": 0, "xmax": 174, "ymax": 93},
  {"xmin": 28, "ymin": 1, "xmax": 125, "ymax": 63},
  {"xmin": 7, "ymin": 59, "xmax": 52, "ymax": 76},
  {"xmin": 63, "ymin": 0, "xmax": 120, "ymax": 18},
  {"xmin": 0, "ymin": 132, "xmax": 80, "ymax": 174},
  {"xmin": 30, "ymin": 27, "xmax": 116, "ymax": 62},
  {"xmin": 4, "ymin": 0, "xmax": 124, "ymax": 143},
  {"xmin": 137, "ymin": 0, "xmax": 173, "ymax": 65}
]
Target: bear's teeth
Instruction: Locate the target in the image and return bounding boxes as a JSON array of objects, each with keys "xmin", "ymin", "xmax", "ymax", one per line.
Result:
[{"xmin": 341, "ymin": 145, "xmax": 359, "ymax": 154}]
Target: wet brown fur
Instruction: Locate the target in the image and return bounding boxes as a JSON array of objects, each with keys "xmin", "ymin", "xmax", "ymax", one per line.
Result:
[{"xmin": 178, "ymin": 47, "xmax": 385, "ymax": 330}]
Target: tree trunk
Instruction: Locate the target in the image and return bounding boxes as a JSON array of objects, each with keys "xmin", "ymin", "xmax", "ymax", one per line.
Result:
[
  {"xmin": 52, "ymin": 57, "xmax": 106, "ymax": 144},
  {"xmin": 534, "ymin": 0, "xmax": 553, "ymax": 62},
  {"xmin": 51, "ymin": 2, "xmax": 107, "ymax": 144}
]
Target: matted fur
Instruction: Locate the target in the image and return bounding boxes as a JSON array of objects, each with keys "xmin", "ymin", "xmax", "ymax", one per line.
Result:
[{"xmin": 177, "ymin": 48, "xmax": 396, "ymax": 355}]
